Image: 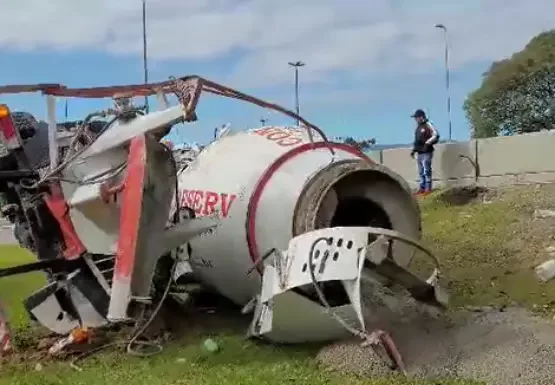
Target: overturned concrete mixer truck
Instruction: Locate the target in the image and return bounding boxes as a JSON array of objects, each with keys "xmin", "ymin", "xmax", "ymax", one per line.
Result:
[{"xmin": 0, "ymin": 76, "xmax": 447, "ymax": 369}]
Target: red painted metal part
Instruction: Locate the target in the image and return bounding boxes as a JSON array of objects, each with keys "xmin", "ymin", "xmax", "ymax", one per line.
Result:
[
  {"xmin": 0, "ymin": 302, "xmax": 11, "ymax": 355},
  {"xmin": 369, "ymin": 329, "xmax": 407, "ymax": 375},
  {"xmin": 43, "ymin": 183, "xmax": 86, "ymax": 260},
  {"xmin": 113, "ymin": 135, "xmax": 147, "ymax": 283},
  {"xmin": 99, "ymin": 181, "xmax": 126, "ymax": 204},
  {"xmin": 246, "ymin": 142, "xmax": 371, "ymax": 275}
]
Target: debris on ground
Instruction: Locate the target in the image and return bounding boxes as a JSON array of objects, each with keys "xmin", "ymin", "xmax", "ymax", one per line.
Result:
[
  {"xmin": 201, "ymin": 338, "xmax": 220, "ymax": 353},
  {"xmin": 536, "ymin": 259, "xmax": 555, "ymax": 282},
  {"xmin": 534, "ymin": 209, "xmax": 555, "ymax": 219},
  {"xmin": 48, "ymin": 327, "xmax": 91, "ymax": 355}
]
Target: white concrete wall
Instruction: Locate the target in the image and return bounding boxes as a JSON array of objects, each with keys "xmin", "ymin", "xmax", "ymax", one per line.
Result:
[{"xmin": 377, "ymin": 131, "xmax": 555, "ymax": 188}]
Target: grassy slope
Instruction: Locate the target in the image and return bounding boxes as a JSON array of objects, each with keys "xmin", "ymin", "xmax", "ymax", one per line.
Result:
[
  {"xmin": 421, "ymin": 185, "xmax": 555, "ymax": 313},
  {"xmin": 2, "ymin": 184, "xmax": 555, "ymax": 385}
]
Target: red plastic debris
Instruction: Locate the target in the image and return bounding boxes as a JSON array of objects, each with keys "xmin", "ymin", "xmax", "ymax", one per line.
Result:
[{"xmin": 0, "ymin": 302, "xmax": 12, "ymax": 355}]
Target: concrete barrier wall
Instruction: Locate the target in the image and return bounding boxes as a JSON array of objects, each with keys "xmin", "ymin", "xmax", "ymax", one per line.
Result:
[{"xmin": 376, "ymin": 131, "xmax": 555, "ymax": 188}]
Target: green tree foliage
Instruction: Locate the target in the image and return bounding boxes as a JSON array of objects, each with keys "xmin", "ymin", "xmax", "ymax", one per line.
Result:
[
  {"xmin": 464, "ymin": 30, "xmax": 555, "ymax": 138},
  {"xmin": 342, "ymin": 136, "xmax": 376, "ymax": 151}
]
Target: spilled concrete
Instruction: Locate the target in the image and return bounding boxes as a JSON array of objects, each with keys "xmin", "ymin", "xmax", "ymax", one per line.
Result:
[{"xmin": 318, "ymin": 285, "xmax": 555, "ymax": 385}]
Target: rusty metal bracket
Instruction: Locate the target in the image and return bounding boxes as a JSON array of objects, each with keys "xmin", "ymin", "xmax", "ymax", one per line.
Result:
[
  {"xmin": 168, "ymin": 76, "xmax": 201, "ymax": 122},
  {"xmin": 361, "ymin": 329, "xmax": 407, "ymax": 375}
]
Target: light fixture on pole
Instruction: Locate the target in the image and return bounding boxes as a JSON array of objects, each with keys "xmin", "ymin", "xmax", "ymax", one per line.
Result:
[
  {"xmin": 142, "ymin": 0, "xmax": 149, "ymax": 112},
  {"xmin": 288, "ymin": 61, "xmax": 305, "ymax": 126},
  {"xmin": 435, "ymin": 23, "xmax": 452, "ymax": 142},
  {"xmin": 260, "ymin": 117, "xmax": 268, "ymax": 126}
]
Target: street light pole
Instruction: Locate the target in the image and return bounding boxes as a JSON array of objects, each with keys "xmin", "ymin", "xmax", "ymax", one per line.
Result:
[
  {"xmin": 142, "ymin": 0, "xmax": 149, "ymax": 112},
  {"xmin": 435, "ymin": 24, "xmax": 452, "ymax": 142},
  {"xmin": 288, "ymin": 61, "xmax": 305, "ymax": 126}
]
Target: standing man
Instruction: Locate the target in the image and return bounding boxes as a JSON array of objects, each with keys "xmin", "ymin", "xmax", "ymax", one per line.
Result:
[{"xmin": 410, "ymin": 109, "xmax": 439, "ymax": 196}]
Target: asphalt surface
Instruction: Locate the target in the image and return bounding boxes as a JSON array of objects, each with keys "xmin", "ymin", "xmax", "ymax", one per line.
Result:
[{"xmin": 0, "ymin": 220, "xmax": 16, "ymax": 245}]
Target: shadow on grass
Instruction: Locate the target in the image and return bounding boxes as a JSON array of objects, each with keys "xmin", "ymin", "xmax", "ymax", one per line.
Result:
[{"xmin": 0, "ymin": 245, "xmax": 46, "ymax": 329}]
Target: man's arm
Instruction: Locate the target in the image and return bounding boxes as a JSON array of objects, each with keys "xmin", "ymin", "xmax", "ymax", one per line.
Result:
[{"xmin": 424, "ymin": 122, "xmax": 439, "ymax": 145}]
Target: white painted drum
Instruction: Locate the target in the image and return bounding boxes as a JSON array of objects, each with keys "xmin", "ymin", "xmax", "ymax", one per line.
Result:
[{"xmin": 175, "ymin": 126, "xmax": 373, "ymax": 305}]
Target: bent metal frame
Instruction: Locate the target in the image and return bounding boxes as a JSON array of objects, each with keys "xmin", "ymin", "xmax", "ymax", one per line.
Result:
[{"xmin": 0, "ymin": 76, "xmax": 335, "ymax": 172}]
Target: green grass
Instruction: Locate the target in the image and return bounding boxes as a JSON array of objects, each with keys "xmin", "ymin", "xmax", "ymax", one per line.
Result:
[
  {"xmin": 0, "ymin": 245, "xmax": 46, "ymax": 329},
  {"xmin": 0, "ymin": 334, "xmax": 480, "ymax": 385},
  {"xmin": 2, "ymin": 185, "xmax": 555, "ymax": 384}
]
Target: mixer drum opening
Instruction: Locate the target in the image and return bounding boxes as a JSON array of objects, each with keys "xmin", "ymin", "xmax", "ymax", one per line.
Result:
[
  {"xmin": 292, "ymin": 159, "xmax": 422, "ymax": 306},
  {"xmin": 330, "ymin": 196, "xmax": 392, "ymax": 229}
]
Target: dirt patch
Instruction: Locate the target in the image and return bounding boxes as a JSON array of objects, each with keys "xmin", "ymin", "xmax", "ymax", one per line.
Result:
[{"xmin": 435, "ymin": 186, "xmax": 490, "ymax": 206}]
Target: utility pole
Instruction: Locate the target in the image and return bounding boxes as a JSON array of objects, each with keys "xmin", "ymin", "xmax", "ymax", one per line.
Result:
[
  {"xmin": 288, "ymin": 61, "xmax": 305, "ymax": 126},
  {"xmin": 142, "ymin": 0, "xmax": 149, "ymax": 112},
  {"xmin": 435, "ymin": 24, "xmax": 452, "ymax": 142}
]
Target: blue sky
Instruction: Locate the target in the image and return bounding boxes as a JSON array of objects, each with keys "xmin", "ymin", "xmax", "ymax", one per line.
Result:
[{"xmin": 0, "ymin": 0, "xmax": 552, "ymax": 146}]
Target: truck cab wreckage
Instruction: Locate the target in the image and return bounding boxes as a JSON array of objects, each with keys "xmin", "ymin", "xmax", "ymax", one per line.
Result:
[{"xmin": 0, "ymin": 76, "xmax": 448, "ymax": 371}]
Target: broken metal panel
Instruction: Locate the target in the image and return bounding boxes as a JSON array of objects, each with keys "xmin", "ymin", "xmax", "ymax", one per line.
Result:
[
  {"xmin": 24, "ymin": 266, "xmax": 110, "ymax": 335},
  {"xmin": 63, "ymin": 148, "xmax": 128, "ymax": 256},
  {"xmin": 270, "ymin": 227, "xmax": 368, "ymax": 295},
  {"xmin": 67, "ymin": 285, "xmax": 108, "ymax": 329},
  {"xmin": 250, "ymin": 229, "xmax": 369, "ymax": 343},
  {"xmin": 107, "ymin": 135, "xmax": 148, "ymax": 321},
  {"xmin": 162, "ymin": 216, "xmax": 219, "ymax": 255},
  {"xmin": 129, "ymin": 135, "xmax": 177, "ymax": 298},
  {"xmin": 249, "ymin": 289, "xmax": 359, "ymax": 343},
  {"xmin": 249, "ymin": 226, "xmax": 447, "ymax": 343},
  {"xmin": 24, "ymin": 282, "xmax": 80, "ymax": 335},
  {"xmin": 341, "ymin": 244, "xmax": 367, "ymax": 333},
  {"xmin": 80, "ymin": 106, "xmax": 185, "ymax": 159}
]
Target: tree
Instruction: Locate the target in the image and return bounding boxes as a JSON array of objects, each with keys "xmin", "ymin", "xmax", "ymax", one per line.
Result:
[
  {"xmin": 464, "ymin": 30, "xmax": 555, "ymax": 138},
  {"xmin": 342, "ymin": 137, "xmax": 376, "ymax": 151}
]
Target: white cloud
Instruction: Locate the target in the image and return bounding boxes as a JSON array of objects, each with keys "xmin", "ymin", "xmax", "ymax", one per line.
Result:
[{"xmin": 0, "ymin": 0, "xmax": 553, "ymax": 88}]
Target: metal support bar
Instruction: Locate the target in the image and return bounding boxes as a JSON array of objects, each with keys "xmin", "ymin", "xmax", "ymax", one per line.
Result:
[
  {"xmin": 46, "ymin": 95, "xmax": 58, "ymax": 171},
  {"xmin": 156, "ymin": 89, "xmax": 170, "ymax": 110},
  {"xmin": 83, "ymin": 255, "xmax": 111, "ymax": 295}
]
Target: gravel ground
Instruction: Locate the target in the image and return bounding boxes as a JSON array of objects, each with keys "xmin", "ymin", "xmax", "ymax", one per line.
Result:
[{"xmin": 317, "ymin": 286, "xmax": 555, "ymax": 385}]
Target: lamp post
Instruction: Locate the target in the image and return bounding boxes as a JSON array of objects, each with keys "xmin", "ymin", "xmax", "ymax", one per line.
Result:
[
  {"xmin": 435, "ymin": 24, "xmax": 452, "ymax": 142},
  {"xmin": 288, "ymin": 61, "xmax": 305, "ymax": 126},
  {"xmin": 260, "ymin": 118, "xmax": 268, "ymax": 126},
  {"xmin": 142, "ymin": 0, "xmax": 149, "ymax": 112}
]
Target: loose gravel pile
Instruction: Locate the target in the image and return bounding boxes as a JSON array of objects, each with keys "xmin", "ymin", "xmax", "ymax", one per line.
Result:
[{"xmin": 317, "ymin": 285, "xmax": 555, "ymax": 385}]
